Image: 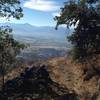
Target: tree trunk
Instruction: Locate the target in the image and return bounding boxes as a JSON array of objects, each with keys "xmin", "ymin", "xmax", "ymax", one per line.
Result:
[{"xmin": 1, "ymin": 65, "xmax": 5, "ymax": 92}]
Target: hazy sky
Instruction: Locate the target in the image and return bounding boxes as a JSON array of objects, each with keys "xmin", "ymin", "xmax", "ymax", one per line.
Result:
[{"xmin": 0, "ymin": 0, "xmax": 66, "ymax": 26}]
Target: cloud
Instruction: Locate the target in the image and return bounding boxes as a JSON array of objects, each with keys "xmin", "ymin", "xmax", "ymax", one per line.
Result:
[{"xmin": 23, "ymin": 0, "xmax": 60, "ymax": 12}]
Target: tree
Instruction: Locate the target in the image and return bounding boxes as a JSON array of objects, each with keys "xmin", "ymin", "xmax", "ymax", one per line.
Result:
[
  {"xmin": 0, "ymin": 0, "xmax": 24, "ymax": 90},
  {"xmin": 55, "ymin": 0, "xmax": 100, "ymax": 61},
  {"xmin": 0, "ymin": 0, "xmax": 23, "ymax": 19},
  {"xmin": 0, "ymin": 26, "xmax": 24, "ymax": 89}
]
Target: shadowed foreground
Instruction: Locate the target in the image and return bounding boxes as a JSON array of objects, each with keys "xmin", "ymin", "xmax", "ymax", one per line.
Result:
[{"xmin": 0, "ymin": 65, "xmax": 77, "ymax": 100}]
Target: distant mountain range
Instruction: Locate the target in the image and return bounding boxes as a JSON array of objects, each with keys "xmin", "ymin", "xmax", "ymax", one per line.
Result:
[
  {"xmin": 0, "ymin": 23, "xmax": 73, "ymax": 61},
  {"xmin": 0, "ymin": 23, "xmax": 72, "ymax": 40}
]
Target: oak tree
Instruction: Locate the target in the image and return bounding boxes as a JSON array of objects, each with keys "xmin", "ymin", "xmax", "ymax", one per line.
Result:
[
  {"xmin": 0, "ymin": 0, "xmax": 24, "ymax": 90},
  {"xmin": 55, "ymin": 0, "xmax": 100, "ymax": 61}
]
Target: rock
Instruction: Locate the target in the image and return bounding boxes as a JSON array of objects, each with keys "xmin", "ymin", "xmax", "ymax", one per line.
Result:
[{"xmin": 1, "ymin": 65, "xmax": 77, "ymax": 100}]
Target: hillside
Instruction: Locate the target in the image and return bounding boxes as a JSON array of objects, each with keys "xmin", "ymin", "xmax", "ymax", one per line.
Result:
[
  {"xmin": 0, "ymin": 0, "xmax": 99, "ymax": 100},
  {"xmin": 45, "ymin": 57, "xmax": 100, "ymax": 100},
  {"xmin": 0, "ymin": 58, "xmax": 77, "ymax": 100},
  {"xmin": 1, "ymin": 57, "xmax": 100, "ymax": 100}
]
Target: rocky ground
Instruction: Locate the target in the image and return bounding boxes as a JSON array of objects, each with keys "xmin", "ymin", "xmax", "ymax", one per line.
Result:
[
  {"xmin": 46, "ymin": 57, "xmax": 100, "ymax": 100},
  {"xmin": 0, "ymin": 65, "xmax": 77, "ymax": 100},
  {"xmin": 0, "ymin": 57, "xmax": 100, "ymax": 100}
]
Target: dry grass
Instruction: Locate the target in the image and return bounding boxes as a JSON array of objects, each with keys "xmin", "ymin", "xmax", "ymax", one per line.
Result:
[
  {"xmin": 46, "ymin": 57, "xmax": 100, "ymax": 100},
  {"xmin": 0, "ymin": 56, "xmax": 99, "ymax": 100}
]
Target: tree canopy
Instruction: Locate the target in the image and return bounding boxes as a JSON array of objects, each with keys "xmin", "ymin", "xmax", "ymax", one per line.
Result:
[
  {"xmin": 0, "ymin": 26, "xmax": 24, "ymax": 73},
  {"xmin": 0, "ymin": 0, "xmax": 23, "ymax": 19},
  {"xmin": 0, "ymin": 0, "xmax": 24, "ymax": 89},
  {"xmin": 55, "ymin": 0, "xmax": 100, "ymax": 61}
]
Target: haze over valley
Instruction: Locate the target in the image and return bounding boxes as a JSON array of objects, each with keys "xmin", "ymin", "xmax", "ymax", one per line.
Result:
[{"xmin": 0, "ymin": 23, "xmax": 71, "ymax": 62}]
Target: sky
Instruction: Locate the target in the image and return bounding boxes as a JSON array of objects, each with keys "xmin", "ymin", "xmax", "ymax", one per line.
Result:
[{"xmin": 0, "ymin": 0, "xmax": 66, "ymax": 26}]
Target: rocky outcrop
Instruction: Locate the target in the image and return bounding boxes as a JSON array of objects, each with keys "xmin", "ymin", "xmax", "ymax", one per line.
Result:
[{"xmin": 0, "ymin": 65, "xmax": 77, "ymax": 100}]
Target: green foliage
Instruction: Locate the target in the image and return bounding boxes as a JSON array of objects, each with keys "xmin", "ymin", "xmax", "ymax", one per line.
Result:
[
  {"xmin": 0, "ymin": 0, "xmax": 23, "ymax": 19},
  {"xmin": 0, "ymin": 26, "xmax": 25, "ymax": 74},
  {"xmin": 55, "ymin": 0, "xmax": 100, "ymax": 61},
  {"xmin": 0, "ymin": 26, "xmax": 25, "ymax": 90},
  {"xmin": 0, "ymin": 0, "xmax": 24, "ymax": 89}
]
